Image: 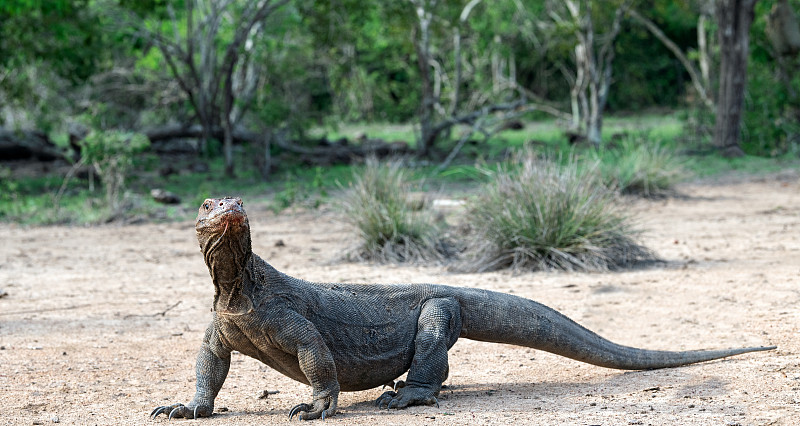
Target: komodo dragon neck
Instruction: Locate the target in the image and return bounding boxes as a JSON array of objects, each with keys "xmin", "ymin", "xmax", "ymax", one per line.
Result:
[{"xmin": 195, "ymin": 197, "xmax": 255, "ymax": 315}]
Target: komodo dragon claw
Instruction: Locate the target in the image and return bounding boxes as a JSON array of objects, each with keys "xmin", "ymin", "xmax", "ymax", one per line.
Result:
[
  {"xmin": 151, "ymin": 402, "xmax": 211, "ymax": 420},
  {"xmin": 150, "ymin": 406, "xmax": 167, "ymax": 419},
  {"xmin": 168, "ymin": 407, "xmax": 181, "ymax": 420},
  {"xmin": 288, "ymin": 403, "xmax": 312, "ymax": 420}
]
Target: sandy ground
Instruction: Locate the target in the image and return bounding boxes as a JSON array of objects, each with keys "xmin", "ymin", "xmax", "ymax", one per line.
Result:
[{"xmin": 1, "ymin": 174, "xmax": 799, "ymax": 426}]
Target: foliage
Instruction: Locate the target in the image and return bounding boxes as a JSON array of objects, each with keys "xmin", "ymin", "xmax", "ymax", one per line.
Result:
[
  {"xmin": 0, "ymin": 171, "xmax": 109, "ymax": 225},
  {"xmin": 78, "ymin": 129, "xmax": 150, "ymax": 212},
  {"xmin": 0, "ymin": 0, "xmax": 106, "ymax": 83},
  {"xmin": 460, "ymin": 152, "xmax": 655, "ymax": 272},
  {"xmin": 300, "ymin": 1, "xmax": 419, "ymax": 122},
  {"xmin": 340, "ymin": 158, "xmax": 452, "ymax": 264},
  {"xmin": 594, "ymin": 135, "xmax": 685, "ymax": 197},
  {"xmin": 737, "ymin": 1, "xmax": 800, "ymax": 157},
  {"xmin": 271, "ymin": 167, "xmax": 329, "ymax": 212}
]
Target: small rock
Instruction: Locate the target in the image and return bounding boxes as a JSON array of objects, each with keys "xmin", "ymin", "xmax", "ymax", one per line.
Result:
[
  {"xmin": 0, "ymin": 288, "xmax": 7, "ymax": 298},
  {"xmin": 274, "ymin": 239, "xmax": 286, "ymax": 247},
  {"xmin": 51, "ymin": 415, "xmax": 59, "ymax": 423},
  {"xmin": 150, "ymin": 189, "xmax": 181, "ymax": 205}
]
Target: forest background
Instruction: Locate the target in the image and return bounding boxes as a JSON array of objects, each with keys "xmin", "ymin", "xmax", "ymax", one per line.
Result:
[{"xmin": 1, "ymin": 0, "xmax": 800, "ymax": 223}]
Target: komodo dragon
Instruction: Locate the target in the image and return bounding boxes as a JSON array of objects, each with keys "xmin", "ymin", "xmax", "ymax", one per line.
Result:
[{"xmin": 151, "ymin": 196, "xmax": 775, "ymax": 421}]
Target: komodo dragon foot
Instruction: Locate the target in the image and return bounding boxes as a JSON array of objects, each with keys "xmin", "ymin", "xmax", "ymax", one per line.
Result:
[
  {"xmin": 150, "ymin": 402, "xmax": 212, "ymax": 420},
  {"xmin": 288, "ymin": 391, "xmax": 338, "ymax": 421},
  {"xmin": 375, "ymin": 386, "xmax": 439, "ymax": 410}
]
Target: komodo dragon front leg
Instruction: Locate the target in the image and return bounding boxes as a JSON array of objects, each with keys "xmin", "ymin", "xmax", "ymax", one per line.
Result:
[
  {"xmin": 376, "ymin": 298, "xmax": 462, "ymax": 409},
  {"xmin": 279, "ymin": 310, "xmax": 341, "ymax": 420},
  {"xmin": 153, "ymin": 310, "xmax": 341, "ymax": 421},
  {"xmin": 151, "ymin": 323, "xmax": 231, "ymax": 420}
]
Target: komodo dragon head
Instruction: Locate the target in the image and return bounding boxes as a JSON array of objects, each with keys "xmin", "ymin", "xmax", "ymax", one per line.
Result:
[{"xmin": 195, "ymin": 197, "xmax": 254, "ymax": 314}]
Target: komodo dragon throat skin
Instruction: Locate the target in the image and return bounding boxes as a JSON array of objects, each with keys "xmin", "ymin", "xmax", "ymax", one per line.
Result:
[{"xmin": 151, "ymin": 197, "xmax": 776, "ymax": 421}]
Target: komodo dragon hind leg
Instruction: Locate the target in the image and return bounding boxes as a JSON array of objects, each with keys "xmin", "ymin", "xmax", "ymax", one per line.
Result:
[{"xmin": 376, "ymin": 298, "xmax": 461, "ymax": 410}]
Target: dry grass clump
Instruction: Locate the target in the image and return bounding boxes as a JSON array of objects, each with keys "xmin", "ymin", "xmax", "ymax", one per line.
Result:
[
  {"xmin": 341, "ymin": 158, "xmax": 453, "ymax": 263},
  {"xmin": 459, "ymin": 153, "xmax": 656, "ymax": 272}
]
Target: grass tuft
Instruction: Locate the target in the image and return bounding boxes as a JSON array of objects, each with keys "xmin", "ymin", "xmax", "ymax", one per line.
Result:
[
  {"xmin": 596, "ymin": 136, "xmax": 685, "ymax": 197},
  {"xmin": 459, "ymin": 152, "xmax": 656, "ymax": 272},
  {"xmin": 340, "ymin": 158, "xmax": 454, "ymax": 264}
]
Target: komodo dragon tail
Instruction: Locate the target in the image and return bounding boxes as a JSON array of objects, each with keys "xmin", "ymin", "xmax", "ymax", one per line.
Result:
[{"xmin": 456, "ymin": 288, "xmax": 776, "ymax": 370}]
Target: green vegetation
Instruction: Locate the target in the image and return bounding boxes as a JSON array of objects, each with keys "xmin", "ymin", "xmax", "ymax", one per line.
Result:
[
  {"xmin": 459, "ymin": 152, "xmax": 655, "ymax": 272},
  {"xmin": 3, "ymin": 114, "xmax": 799, "ymax": 226},
  {"xmin": 594, "ymin": 135, "xmax": 685, "ymax": 197},
  {"xmin": 339, "ymin": 158, "xmax": 451, "ymax": 264},
  {"xmin": 2, "ymin": 0, "xmax": 799, "ymax": 277},
  {"xmin": 78, "ymin": 129, "xmax": 149, "ymax": 212}
]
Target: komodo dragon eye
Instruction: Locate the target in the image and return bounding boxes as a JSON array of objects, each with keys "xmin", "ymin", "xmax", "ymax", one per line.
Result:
[{"xmin": 203, "ymin": 203, "xmax": 210, "ymax": 210}]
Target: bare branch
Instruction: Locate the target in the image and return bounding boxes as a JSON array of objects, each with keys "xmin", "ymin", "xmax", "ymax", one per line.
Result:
[{"xmin": 627, "ymin": 8, "xmax": 714, "ymax": 109}]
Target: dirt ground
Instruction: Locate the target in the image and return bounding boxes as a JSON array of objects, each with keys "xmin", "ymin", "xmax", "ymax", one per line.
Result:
[{"xmin": 1, "ymin": 173, "xmax": 799, "ymax": 426}]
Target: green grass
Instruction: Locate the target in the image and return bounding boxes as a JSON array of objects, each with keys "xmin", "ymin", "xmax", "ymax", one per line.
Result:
[
  {"xmin": 0, "ymin": 147, "xmax": 355, "ymax": 224},
  {"xmin": 685, "ymin": 152, "xmax": 800, "ymax": 179},
  {"xmin": 593, "ymin": 135, "xmax": 685, "ymax": 197},
  {"xmin": 339, "ymin": 158, "xmax": 453, "ymax": 263},
  {"xmin": 309, "ymin": 122, "xmax": 416, "ymax": 144},
  {"xmin": 2, "ymin": 112, "xmax": 798, "ymax": 226},
  {"xmin": 459, "ymin": 152, "xmax": 656, "ymax": 272}
]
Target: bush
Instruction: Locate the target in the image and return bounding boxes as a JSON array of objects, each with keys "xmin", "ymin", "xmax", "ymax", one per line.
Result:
[
  {"xmin": 460, "ymin": 152, "xmax": 656, "ymax": 272},
  {"xmin": 340, "ymin": 158, "xmax": 452, "ymax": 263},
  {"xmin": 79, "ymin": 129, "xmax": 149, "ymax": 213},
  {"xmin": 596, "ymin": 137, "xmax": 685, "ymax": 197}
]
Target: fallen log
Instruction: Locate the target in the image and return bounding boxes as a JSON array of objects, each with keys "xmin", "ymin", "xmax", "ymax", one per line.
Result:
[{"xmin": 0, "ymin": 128, "xmax": 68, "ymax": 161}]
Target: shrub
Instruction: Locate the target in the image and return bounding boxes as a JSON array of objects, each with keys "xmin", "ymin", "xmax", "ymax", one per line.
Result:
[
  {"xmin": 340, "ymin": 158, "xmax": 452, "ymax": 263},
  {"xmin": 460, "ymin": 152, "xmax": 656, "ymax": 272},
  {"xmin": 596, "ymin": 137, "xmax": 684, "ymax": 197},
  {"xmin": 79, "ymin": 129, "xmax": 149, "ymax": 213}
]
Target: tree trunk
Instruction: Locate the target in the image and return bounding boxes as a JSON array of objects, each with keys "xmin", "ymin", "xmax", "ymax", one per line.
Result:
[
  {"xmin": 257, "ymin": 129, "xmax": 273, "ymax": 180},
  {"xmin": 713, "ymin": 0, "xmax": 759, "ymax": 157},
  {"xmin": 571, "ymin": 44, "xmax": 587, "ymax": 132},
  {"xmin": 413, "ymin": 1, "xmax": 436, "ymax": 157}
]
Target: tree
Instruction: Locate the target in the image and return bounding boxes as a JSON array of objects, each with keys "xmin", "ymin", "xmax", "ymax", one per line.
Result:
[
  {"xmin": 714, "ymin": 0, "xmax": 759, "ymax": 157},
  {"xmin": 567, "ymin": 0, "xmax": 629, "ymax": 147},
  {"xmin": 135, "ymin": 0, "xmax": 289, "ymax": 176},
  {"xmin": 407, "ymin": 0, "xmax": 536, "ymax": 157},
  {"xmin": 409, "ymin": 0, "xmax": 438, "ymax": 156},
  {"xmin": 627, "ymin": 8, "xmax": 714, "ymax": 109},
  {"xmin": 533, "ymin": 0, "xmax": 629, "ymax": 147}
]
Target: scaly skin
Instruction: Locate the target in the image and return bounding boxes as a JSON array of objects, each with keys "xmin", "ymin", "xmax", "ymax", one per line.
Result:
[{"xmin": 151, "ymin": 197, "xmax": 776, "ymax": 421}]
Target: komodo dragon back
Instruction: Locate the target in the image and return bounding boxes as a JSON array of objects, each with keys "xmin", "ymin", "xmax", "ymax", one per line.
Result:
[{"xmin": 150, "ymin": 196, "xmax": 776, "ymax": 421}]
